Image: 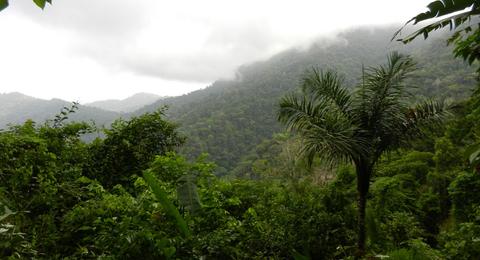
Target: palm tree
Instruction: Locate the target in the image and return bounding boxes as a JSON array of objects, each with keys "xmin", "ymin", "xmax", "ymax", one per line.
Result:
[{"xmin": 278, "ymin": 52, "xmax": 449, "ymax": 257}]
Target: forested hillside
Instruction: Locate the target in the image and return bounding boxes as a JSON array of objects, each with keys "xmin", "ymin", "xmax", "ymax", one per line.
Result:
[
  {"xmin": 0, "ymin": 92, "xmax": 120, "ymax": 129},
  {"xmin": 1, "ymin": 27, "xmax": 476, "ymax": 173},
  {"xmin": 86, "ymin": 93, "xmax": 163, "ymax": 113},
  {"xmin": 1, "ymin": 53, "xmax": 479, "ymax": 259},
  {"xmin": 138, "ymin": 26, "xmax": 476, "ymax": 173}
]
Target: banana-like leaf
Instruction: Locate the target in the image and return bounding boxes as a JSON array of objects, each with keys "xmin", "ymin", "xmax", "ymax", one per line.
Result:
[
  {"xmin": 143, "ymin": 170, "xmax": 191, "ymax": 238},
  {"xmin": 465, "ymin": 143, "xmax": 480, "ymax": 166},
  {"xmin": 0, "ymin": 0, "xmax": 8, "ymax": 11}
]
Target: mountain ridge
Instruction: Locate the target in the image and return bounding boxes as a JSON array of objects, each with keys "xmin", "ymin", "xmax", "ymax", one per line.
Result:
[
  {"xmin": 86, "ymin": 92, "xmax": 165, "ymax": 113},
  {"xmin": 134, "ymin": 26, "xmax": 476, "ymax": 173},
  {"xmin": 0, "ymin": 26, "xmax": 475, "ymax": 173},
  {"xmin": 0, "ymin": 92, "xmax": 121, "ymax": 129}
]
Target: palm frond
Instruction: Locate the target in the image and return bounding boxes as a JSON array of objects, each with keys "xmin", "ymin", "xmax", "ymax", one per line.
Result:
[
  {"xmin": 359, "ymin": 52, "xmax": 416, "ymax": 101},
  {"xmin": 278, "ymin": 94, "xmax": 328, "ymax": 131},
  {"xmin": 401, "ymin": 99, "xmax": 451, "ymax": 137},
  {"xmin": 301, "ymin": 69, "xmax": 352, "ymax": 115},
  {"xmin": 393, "ymin": 0, "xmax": 479, "ymax": 42},
  {"xmin": 278, "ymin": 93, "xmax": 361, "ymax": 167},
  {"xmin": 375, "ymin": 99, "xmax": 449, "ymax": 154},
  {"xmin": 354, "ymin": 53, "xmax": 417, "ymax": 138},
  {"xmin": 298, "ymin": 121, "xmax": 362, "ymax": 167}
]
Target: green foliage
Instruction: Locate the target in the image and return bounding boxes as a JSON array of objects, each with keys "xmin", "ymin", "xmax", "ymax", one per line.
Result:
[
  {"xmin": 60, "ymin": 180, "xmax": 177, "ymax": 259},
  {"xmin": 395, "ymin": 0, "xmax": 480, "ymax": 80},
  {"xmin": 278, "ymin": 53, "xmax": 449, "ymax": 168},
  {"xmin": 0, "ymin": 25, "xmax": 479, "ymax": 259},
  {"xmin": 395, "ymin": 0, "xmax": 478, "ymax": 43},
  {"xmin": 439, "ymin": 219, "xmax": 480, "ymax": 260},
  {"xmin": 232, "ymin": 133, "xmax": 313, "ymax": 179},
  {"xmin": 0, "ymin": 94, "xmax": 477, "ymax": 259},
  {"xmin": 143, "ymin": 170, "xmax": 191, "ymax": 238},
  {"xmin": 176, "ymin": 174, "xmax": 202, "ymax": 215},
  {"xmin": 448, "ymin": 170, "xmax": 480, "ymax": 222},
  {"xmin": 465, "ymin": 143, "xmax": 480, "ymax": 170},
  {"xmin": 382, "ymin": 212, "xmax": 423, "ymax": 248},
  {"xmin": 0, "ymin": 204, "xmax": 37, "ymax": 258},
  {"xmin": 433, "ymin": 137, "xmax": 463, "ymax": 172},
  {"xmin": 187, "ymin": 176, "xmax": 357, "ymax": 259},
  {"xmin": 0, "ymin": 116, "xmax": 94, "ymax": 257},
  {"xmin": 386, "ymin": 239, "xmax": 442, "ymax": 260},
  {"xmin": 0, "ymin": 0, "xmax": 8, "ymax": 11},
  {"xmin": 278, "ymin": 52, "xmax": 449, "ymax": 255},
  {"xmin": 370, "ymin": 175, "xmax": 418, "ymax": 217},
  {"xmin": 86, "ymin": 109, "xmax": 184, "ymax": 189},
  {"xmin": 32, "ymin": 0, "xmax": 51, "ymax": 9},
  {"xmin": 377, "ymin": 151, "xmax": 434, "ymax": 179}
]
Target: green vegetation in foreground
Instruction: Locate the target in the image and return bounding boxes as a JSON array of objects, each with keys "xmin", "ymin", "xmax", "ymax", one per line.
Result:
[
  {"xmin": 278, "ymin": 52, "xmax": 449, "ymax": 256},
  {"xmin": 1, "ymin": 54, "xmax": 479, "ymax": 258},
  {"xmin": 1, "ymin": 0, "xmax": 480, "ymax": 256}
]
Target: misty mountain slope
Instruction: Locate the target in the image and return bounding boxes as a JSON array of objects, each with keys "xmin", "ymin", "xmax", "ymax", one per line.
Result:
[
  {"xmin": 136, "ymin": 26, "xmax": 476, "ymax": 174},
  {"xmin": 86, "ymin": 93, "xmax": 164, "ymax": 113},
  {"xmin": 0, "ymin": 93, "xmax": 121, "ymax": 129}
]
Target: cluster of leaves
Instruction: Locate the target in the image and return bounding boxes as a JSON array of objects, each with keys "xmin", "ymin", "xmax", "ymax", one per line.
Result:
[
  {"xmin": 85, "ymin": 109, "xmax": 184, "ymax": 189},
  {"xmin": 0, "ymin": 110, "xmax": 360, "ymax": 258},
  {"xmin": 395, "ymin": 0, "xmax": 480, "ymax": 76},
  {"xmin": 0, "ymin": 109, "xmax": 183, "ymax": 258}
]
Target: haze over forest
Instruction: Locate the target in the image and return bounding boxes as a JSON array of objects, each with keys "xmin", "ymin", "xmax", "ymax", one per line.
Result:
[
  {"xmin": 1, "ymin": 1, "xmax": 480, "ymax": 259},
  {"xmin": 0, "ymin": 0, "xmax": 433, "ymax": 102}
]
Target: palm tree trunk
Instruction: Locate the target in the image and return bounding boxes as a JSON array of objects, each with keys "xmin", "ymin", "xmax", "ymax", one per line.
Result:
[{"xmin": 355, "ymin": 162, "xmax": 371, "ymax": 258}]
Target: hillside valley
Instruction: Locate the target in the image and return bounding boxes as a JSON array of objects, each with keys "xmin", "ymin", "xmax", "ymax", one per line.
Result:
[{"xmin": 136, "ymin": 26, "xmax": 477, "ymax": 173}]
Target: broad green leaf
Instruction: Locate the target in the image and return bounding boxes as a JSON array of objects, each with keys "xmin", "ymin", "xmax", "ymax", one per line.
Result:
[
  {"xmin": 292, "ymin": 249, "xmax": 310, "ymax": 260},
  {"xmin": 469, "ymin": 147, "xmax": 480, "ymax": 165},
  {"xmin": 465, "ymin": 143, "xmax": 480, "ymax": 164},
  {"xmin": 0, "ymin": 0, "xmax": 8, "ymax": 12},
  {"xmin": 143, "ymin": 170, "xmax": 191, "ymax": 238},
  {"xmin": 33, "ymin": 0, "xmax": 46, "ymax": 9},
  {"xmin": 0, "ymin": 205, "xmax": 14, "ymax": 222}
]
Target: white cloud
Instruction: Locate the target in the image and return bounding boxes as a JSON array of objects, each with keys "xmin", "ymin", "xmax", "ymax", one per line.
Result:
[{"xmin": 0, "ymin": 0, "xmax": 432, "ymax": 101}]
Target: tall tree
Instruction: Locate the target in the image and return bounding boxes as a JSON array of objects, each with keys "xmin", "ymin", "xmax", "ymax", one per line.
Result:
[
  {"xmin": 278, "ymin": 52, "xmax": 449, "ymax": 256},
  {"xmin": 86, "ymin": 110, "xmax": 185, "ymax": 189}
]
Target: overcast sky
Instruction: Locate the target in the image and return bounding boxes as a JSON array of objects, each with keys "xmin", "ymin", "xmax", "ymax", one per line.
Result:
[{"xmin": 0, "ymin": 0, "xmax": 431, "ymax": 103}]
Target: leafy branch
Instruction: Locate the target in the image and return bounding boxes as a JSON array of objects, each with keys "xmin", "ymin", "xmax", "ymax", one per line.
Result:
[{"xmin": 0, "ymin": 0, "xmax": 52, "ymax": 12}]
